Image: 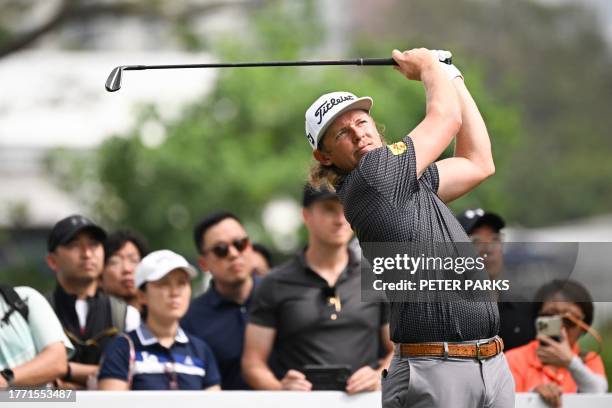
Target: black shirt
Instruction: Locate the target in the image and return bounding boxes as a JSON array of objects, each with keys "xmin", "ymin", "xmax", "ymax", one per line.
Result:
[
  {"xmin": 249, "ymin": 249, "xmax": 389, "ymax": 376},
  {"xmin": 336, "ymin": 136, "xmax": 499, "ymax": 343},
  {"xmin": 498, "ymin": 297, "xmax": 537, "ymax": 351},
  {"xmin": 49, "ymin": 284, "xmax": 118, "ymax": 364}
]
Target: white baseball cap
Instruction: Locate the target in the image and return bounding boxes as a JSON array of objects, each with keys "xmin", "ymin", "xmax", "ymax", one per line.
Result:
[
  {"xmin": 135, "ymin": 249, "xmax": 198, "ymax": 288},
  {"xmin": 304, "ymin": 91, "xmax": 373, "ymax": 150}
]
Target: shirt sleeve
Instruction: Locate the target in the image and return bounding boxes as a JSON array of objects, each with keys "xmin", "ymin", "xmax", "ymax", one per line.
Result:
[
  {"xmin": 568, "ymin": 353, "xmax": 609, "ymax": 393},
  {"xmin": 97, "ymin": 335, "xmax": 131, "ymax": 381},
  {"xmin": 199, "ymin": 342, "xmax": 221, "ymax": 389},
  {"xmin": 124, "ymin": 306, "xmax": 141, "ymax": 332},
  {"xmin": 16, "ymin": 287, "xmax": 75, "ymax": 359},
  {"xmin": 248, "ymin": 277, "xmax": 278, "ymax": 328},
  {"xmin": 420, "ymin": 163, "xmax": 440, "ymax": 193},
  {"xmin": 356, "ymin": 136, "xmax": 419, "ymax": 206}
]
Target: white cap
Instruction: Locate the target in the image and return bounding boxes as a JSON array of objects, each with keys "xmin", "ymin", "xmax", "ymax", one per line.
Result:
[
  {"xmin": 135, "ymin": 249, "xmax": 197, "ymax": 288},
  {"xmin": 304, "ymin": 91, "xmax": 373, "ymax": 150}
]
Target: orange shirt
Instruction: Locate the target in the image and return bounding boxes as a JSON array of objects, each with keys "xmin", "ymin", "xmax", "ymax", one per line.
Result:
[{"xmin": 505, "ymin": 340, "xmax": 606, "ymax": 393}]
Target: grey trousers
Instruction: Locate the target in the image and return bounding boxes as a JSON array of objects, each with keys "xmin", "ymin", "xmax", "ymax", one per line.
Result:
[{"xmin": 381, "ymin": 352, "xmax": 515, "ymax": 408}]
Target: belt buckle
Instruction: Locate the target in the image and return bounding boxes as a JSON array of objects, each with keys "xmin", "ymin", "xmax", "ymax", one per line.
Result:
[{"xmin": 475, "ymin": 340, "xmax": 486, "ymax": 361}]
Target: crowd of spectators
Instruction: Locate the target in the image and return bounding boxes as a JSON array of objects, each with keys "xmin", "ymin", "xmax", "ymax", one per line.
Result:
[{"xmin": 0, "ymin": 188, "xmax": 608, "ymax": 406}]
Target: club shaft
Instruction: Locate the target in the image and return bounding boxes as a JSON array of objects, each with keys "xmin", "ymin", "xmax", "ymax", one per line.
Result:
[
  {"xmin": 122, "ymin": 58, "xmax": 399, "ymax": 71},
  {"xmin": 106, "ymin": 56, "xmax": 452, "ymax": 91}
]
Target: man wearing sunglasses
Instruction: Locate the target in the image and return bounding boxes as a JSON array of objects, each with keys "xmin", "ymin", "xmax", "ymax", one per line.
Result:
[
  {"xmin": 181, "ymin": 211, "xmax": 259, "ymax": 390},
  {"xmin": 242, "ymin": 185, "xmax": 393, "ymax": 393},
  {"xmin": 457, "ymin": 208, "xmax": 536, "ymax": 351}
]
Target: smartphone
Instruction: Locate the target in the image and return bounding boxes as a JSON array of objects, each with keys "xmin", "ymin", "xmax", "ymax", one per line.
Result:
[
  {"xmin": 536, "ymin": 315, "xmax": 562, "ymax": 343},
  {"xmin": 302, "ymin": 364, "xmax": 352, "ymax": 391}
]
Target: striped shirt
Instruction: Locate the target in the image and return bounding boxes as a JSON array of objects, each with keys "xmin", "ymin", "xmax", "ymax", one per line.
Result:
[{"xmin": 98, "ymin": 324, "xmax": 220, "ymax": 390}]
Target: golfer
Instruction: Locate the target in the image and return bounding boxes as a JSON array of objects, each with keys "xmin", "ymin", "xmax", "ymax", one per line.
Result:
[{"xmin": 305, "ymin": 48, "xmax": 514, "ymax": 407}]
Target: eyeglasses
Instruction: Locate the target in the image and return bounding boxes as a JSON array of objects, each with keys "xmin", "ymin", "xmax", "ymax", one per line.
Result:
[
  {"xmin": 471, "ymin": 233, "xmax": 503, "ymax": 243},
  {"xmin": 537, "ymin": 312, "xmax": 584, "ymax": 329},
  {"xmin": 537, "ymin": 312, "xmax": 603, "ymax": 353},
  {"xmin": 106, "ymin": 256, "xmax": 140, "ymax": 269},
  {"xmin": 204, "ymin": 237, "xmax": 250, "ymax": 258}
]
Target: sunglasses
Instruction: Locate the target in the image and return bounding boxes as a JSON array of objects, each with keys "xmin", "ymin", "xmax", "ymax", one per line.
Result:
[{"xmin": 205, "ymin": 237, "xmax": 250, "ymax": 258}]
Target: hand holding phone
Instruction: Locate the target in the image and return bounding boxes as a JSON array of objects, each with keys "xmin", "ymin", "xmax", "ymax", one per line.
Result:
[
  {"xmin": 536, "ymin": 320, "xmax": 574, "ymax": 367},
  {"xmin": 536, "ymin": 315, "xmax": 562, "ymax": 343},
  {"xmin": 302, "ymin": 365, "xmax": 351, "ymax": 391}
]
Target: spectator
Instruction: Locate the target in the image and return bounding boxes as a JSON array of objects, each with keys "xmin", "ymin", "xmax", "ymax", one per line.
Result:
[
  {"xmin": 45, "ymin": 215, "xmax": 140, "ymax": 388},
  {"xmin": 0, "ymin": 285, "xmax": 74, "ymax": 387},
  {"xmin": 506, "ymin": 280, "xmax": 607, "ymax": 407},
  {"xmin": 181, "ymin": 211, "xmax": 259, "ymax": 390},
  {"xmin": 98, "ymin": 250, "xmax": 220, "ymax": 390},
  {"xmin": 242, "ymin": 184, "xmax": 393, "ymax": 393},
  {"xmin": 250, "ymin": 243, "xmax": 272, "ymax": 277},
  {"xmin": 101, "ymin": 230, "xmax": 149, "ymax": 311},
  {"xmin": 457, "ymin": 208, "xmax": 536, "ymax": 350}
]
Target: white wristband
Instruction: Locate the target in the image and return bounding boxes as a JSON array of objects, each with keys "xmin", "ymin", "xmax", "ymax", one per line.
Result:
[{"xmin": 440, "ymin": 62, "xmax": 463, "ymax": 81}]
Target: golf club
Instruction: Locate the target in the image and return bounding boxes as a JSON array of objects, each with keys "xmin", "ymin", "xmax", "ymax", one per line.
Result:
[{"xmin": 105, "ymin": 55, "xmax": 453, "ymax": 92}]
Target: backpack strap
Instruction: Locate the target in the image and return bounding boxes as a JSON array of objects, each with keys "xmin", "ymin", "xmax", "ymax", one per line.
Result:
[
  {"xmin": 108, "ymin": 295, "xmax": 128, "ymax": 333},
  {"xmin": 44, "ymin": 290, "xmax": 55, "ymax": 310},
  {"xmin": 0, "ymin": 284, "xmax": 29, "ymax": 324}
]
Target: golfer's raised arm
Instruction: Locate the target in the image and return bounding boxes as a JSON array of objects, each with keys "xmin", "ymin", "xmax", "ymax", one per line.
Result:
[
  {"xmin": 436, "ymin": 77, "xmax": 495, "ymax": 203},
  {"xmin": 391, "ymin": 48, "xmax": 462, "ymax": 178}
]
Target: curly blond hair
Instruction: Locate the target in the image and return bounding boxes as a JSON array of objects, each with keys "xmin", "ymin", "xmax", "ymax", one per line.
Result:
[{"xmin": 307, "ymin": 161, "xmax": 343, "ymax": 191}]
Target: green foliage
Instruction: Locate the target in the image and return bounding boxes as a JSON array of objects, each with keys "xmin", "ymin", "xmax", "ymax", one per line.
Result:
[
  {"xmin": 0, "ymin": 265, "xmax": 55, "ymax": 294},
  {"xmin": 580, "ymin": 319, "xmax": 612, "ymax": 391},
  {"xmin": 352, "ymin": 0, "xmax": 612, "ymax": 226},
  {"xmin": 46, "ymin": 0, "xmax": 520, "ymax": 256}
]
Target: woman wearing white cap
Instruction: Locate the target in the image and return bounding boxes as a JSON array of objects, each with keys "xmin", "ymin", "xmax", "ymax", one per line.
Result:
[{"xmin": 98, "ymin": 250, "xmax": 221, "ymax": 390}]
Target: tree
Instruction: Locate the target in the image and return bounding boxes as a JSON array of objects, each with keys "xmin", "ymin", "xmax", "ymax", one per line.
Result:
[
  {"xmin": 351, "ymin": 0, "xmax": 612, "ymax": 225},
  {"xmin": 47, "ymin": 0, "xmax": 520, "ymax": 257},
  {"xmin": 0, "ymin": 0, "xmax": 266, "ymax": 58}
]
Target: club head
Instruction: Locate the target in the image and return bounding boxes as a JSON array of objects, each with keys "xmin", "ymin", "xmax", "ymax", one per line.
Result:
[{"xmin": 105, "ymin": 66, "xmax": 124, "ymax": 92}]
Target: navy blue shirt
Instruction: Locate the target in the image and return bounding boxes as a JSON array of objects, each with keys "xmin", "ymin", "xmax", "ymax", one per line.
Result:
[
  {"xmin": 181, "ymin": 278, "xmax": 258, "ymax": 390},
  {"xmin": 98, "ymin": 324, "xmax": 220, "ymax": 390}
]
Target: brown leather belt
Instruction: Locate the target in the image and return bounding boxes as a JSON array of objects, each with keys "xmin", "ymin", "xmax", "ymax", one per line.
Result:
[{"xmin": 398, "ymin": 337, "xmax": 504, "ymax": 360}]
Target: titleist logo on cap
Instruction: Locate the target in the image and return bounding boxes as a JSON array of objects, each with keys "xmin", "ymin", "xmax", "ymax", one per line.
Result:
[{"xmin": 314, "ymin": 95, "xmax": 355, "ymax": 125}]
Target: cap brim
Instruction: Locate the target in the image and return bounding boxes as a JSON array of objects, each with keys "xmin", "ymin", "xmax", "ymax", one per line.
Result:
[
  {"xmin": 58, "ymin": 225, "xmax": 107, "ymax": 247},
  {"xmin": 139, "ymin": 265, "xmax": 198, "ymax": 287},
  {"xmin": 315, "ymin": 97, "xmax": 373, "ymax": 149},
  {"xmin": 303, "ymin": 192, "xmax": 338, "ymax": 207}
]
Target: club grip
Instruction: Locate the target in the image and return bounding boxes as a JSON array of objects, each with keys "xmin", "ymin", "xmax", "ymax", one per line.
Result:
[
  {"xmin": 360, "ymin": 56, "xmax": 453, "ymax": 66},
  {"xmin": 360, "ymin": 58, "xmax": 397, "ymax": 66}
]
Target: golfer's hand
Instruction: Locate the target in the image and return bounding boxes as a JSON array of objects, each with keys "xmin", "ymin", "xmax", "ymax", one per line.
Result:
[
  {"xmin": 536, "ymin": 328, "xmax": 573, "ymax": 368},
  {"xmin": 345, "ymin": 366, "xmax": 381, "ymax": 394},
  {"xmin": 280, "ymin": 369, "xmax": 312, "ymax": 391},
  {"xmin": 391, "ymin": 48, "xmax": 439, "ymax": 81},
  {"xmin": 534, "ymin": 383, "xmax": 563, "ymax": 407}
]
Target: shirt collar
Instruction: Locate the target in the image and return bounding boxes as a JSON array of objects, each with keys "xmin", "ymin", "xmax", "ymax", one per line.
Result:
[
  {"xmin": 297, "ymin": 246, "xmax": 360, "ymax": 282},
  {"xmin": 205, "ymin": 276, "xmax": 258, "ymax": 308},
  {"xmin": 204, "ymin": 282, "xmax": 225, "ymax": 308},
  {"xmin": 55, "ymin": 283, "xmax": 102, "ymax": 302},
  {"xmin": 136, "ymin": 323, "xmax": 189, "ymax": 346}
]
